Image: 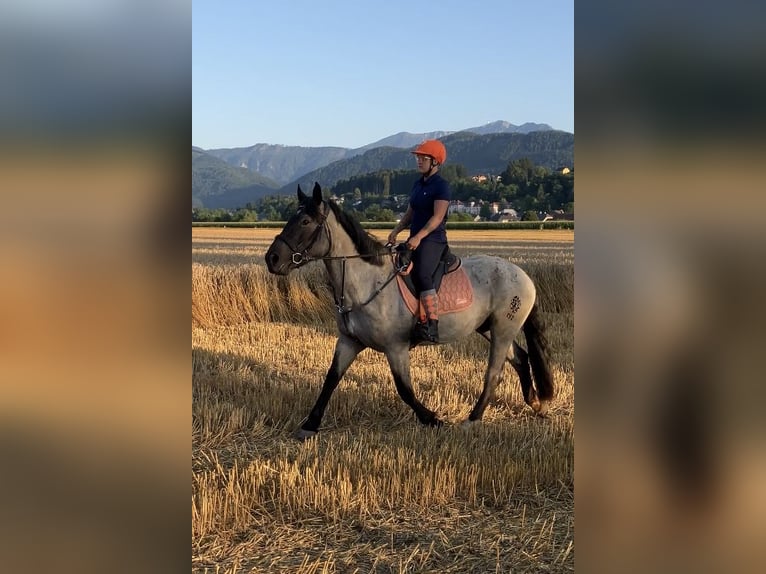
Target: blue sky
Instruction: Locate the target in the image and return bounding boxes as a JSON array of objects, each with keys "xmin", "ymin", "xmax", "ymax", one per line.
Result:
[{"xmin": 193, "ymin": 0, "xmax": 573, "ymax": 149}]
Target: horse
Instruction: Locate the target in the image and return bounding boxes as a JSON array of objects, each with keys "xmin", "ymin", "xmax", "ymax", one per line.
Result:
[{"xmin": 265, "ymin": 182, "xmax": 554, "ymax": 440}]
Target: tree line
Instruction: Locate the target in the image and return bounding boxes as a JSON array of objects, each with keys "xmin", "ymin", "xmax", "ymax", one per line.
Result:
[{"xmin": 192, "ymin": 158, "xmax": 573, "ymax": 223}]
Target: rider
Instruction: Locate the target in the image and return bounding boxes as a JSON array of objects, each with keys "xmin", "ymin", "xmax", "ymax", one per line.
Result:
[{"xmin": 387, "ymin": 139, "xmax": 450, "ymax": 343}]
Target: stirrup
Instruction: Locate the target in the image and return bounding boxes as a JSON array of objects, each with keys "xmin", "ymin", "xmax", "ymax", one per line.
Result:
[{"xmin": 413, "ymin": 320, "xmax": 438, "ymax": 344}]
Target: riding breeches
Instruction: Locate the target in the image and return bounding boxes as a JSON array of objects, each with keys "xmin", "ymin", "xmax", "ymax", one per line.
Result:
[{"xmin": 411, "ymin": 241, "xmax": 447, "ymax": 292}]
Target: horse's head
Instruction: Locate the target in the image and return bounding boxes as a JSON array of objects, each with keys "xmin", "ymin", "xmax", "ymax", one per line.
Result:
[{"xmin": 265, "ymin": 182, "xmax": 330, "ymax": 275}]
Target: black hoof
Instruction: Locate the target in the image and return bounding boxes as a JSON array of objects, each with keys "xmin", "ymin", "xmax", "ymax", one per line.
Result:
[
  {"xmin": 420, "ymin": 415, "xmax": 443, "ymax": 428},
  {"xmin": 293, "ymin": 427, "xmax": 318, "ymax": 441}
]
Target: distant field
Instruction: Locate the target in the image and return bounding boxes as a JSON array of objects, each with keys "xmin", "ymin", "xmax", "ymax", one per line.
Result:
[
  {"xmin": 192, "ymin": 227, "xmax": 574, "ymax": 267},
  {"xmin": 192, "ymin": 226, "xmax": 574, "ymax": 573},
  {"xmin": 192, "ymin": 228, "xmax": 575, "ymax": 243}
]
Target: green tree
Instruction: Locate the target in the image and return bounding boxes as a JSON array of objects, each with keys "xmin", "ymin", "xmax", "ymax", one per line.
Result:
[
  {"xmin": 501, "ymin": 158, "xmax": 535, "ymax": 186},
  {"xmin": 260, "ymin": 207, "xmax": 279, "ymax": 221},
  {"xmin": 499, "ymin": 183, "xmax": 518, "ymax": 203},
  {"xmin": 522, "ymin": 210, "xmax": 539, "ymax": 221},
  {"xmin": 378, "ymin": 208, "xmax": 395, "ymax": 222},
  {"xmin": 192, "ymin": 207, "xmax": 209, "ymax": 221},
  {"xmin": 233, "ymin": 209, "xmax": 258, "ymax": 222},
  {"xmin": 278, "ymin": 198, "xmax": 299, "ymax": 220},
  {"xmin": 440, "ymin": 163, "xmax": 468, "ymax": 182},
  {"xmin": 447, "ymin": 212, "xmax": 474, "ymax": 222},
  {"xmin": 364, "ymin": 205, "xmax": 382, "ymax": 221},
  {"xmin": 536, "ymin": 184, "xmax": 549, "ymax": 211}
]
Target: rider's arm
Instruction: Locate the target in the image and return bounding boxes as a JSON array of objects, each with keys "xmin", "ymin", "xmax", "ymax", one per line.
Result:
[
  {"xmin": 410, "ymin": 200, "xmax": 448, "ymax": 243},
  {"xmin": 388, "ymin": 206, "xmax": 413, "ymax": 242}
]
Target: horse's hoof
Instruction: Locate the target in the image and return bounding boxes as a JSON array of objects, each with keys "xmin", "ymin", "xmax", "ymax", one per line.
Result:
[
  {"xmin": 293, "ymin": 428, "xmax": 318, "ymax": 441},
  {"xmin": 460, "ymin": 419, "xmax": 479, "ymax": 428},
  {"xmin": 532, "ymin": 400, "xmax": 550, "ymax": 417}
]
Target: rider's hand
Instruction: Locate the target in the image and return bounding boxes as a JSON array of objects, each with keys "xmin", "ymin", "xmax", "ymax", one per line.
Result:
[
  {"xmin": 387, "ymin": 230, "xmax": 398, "ymax": 245},
  {"xmin": 406, "ymin": 235, "xmax": 421, "ymax": 250}
]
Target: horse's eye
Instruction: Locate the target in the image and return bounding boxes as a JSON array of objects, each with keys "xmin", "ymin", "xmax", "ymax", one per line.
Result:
[{"xmin": 301, "ymin": 218, "xmax": 310, "ymax": 226}]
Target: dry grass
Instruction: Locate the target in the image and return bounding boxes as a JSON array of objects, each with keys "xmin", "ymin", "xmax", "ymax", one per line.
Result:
[
  {"xmin": 192, "ymin": 264, "xmax": 337, "ymax": 330},
  {"xmin": 192, "ymin": 227, "xmax": 574, "ymax": 573}
]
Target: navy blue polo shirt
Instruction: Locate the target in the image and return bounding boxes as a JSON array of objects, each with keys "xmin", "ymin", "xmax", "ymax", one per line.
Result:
[{"xmin": 409, "ymin": 173, "xmax": 450, "ymax": 243}]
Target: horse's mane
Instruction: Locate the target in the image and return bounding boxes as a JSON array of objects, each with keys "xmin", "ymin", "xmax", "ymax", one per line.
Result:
[{"xmin": 326, "ymin": 200, "xmax": 386, "ymax": 266}]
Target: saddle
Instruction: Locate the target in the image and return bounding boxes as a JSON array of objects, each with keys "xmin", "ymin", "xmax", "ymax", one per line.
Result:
[{"xmin": 393, "ymin": 244, "xmax": 473, "ymax": 316}]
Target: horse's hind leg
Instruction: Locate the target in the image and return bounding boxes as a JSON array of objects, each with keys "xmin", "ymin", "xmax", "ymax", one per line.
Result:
[
  {"xmin": 467, "ymin": 332, "xmax": 513, "ymax": 422},
  {"xmin": 476, "ymin": 329, "xmax": 545, "ymax": 415},
  {"xmin": 510, "ymin": 341, "xmax": 544, "ymax": 413},
  {"xmin": 385, "ymin": 346, "xmax": 442, "ymax": 427}
]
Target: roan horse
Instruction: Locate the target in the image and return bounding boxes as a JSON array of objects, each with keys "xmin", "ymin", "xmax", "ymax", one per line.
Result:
[{"xmin": 265, "ymin": 183, "xmax": 554, "ymax": 440}]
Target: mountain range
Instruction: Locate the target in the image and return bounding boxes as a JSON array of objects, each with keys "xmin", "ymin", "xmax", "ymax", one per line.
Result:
[
  {"xmin": 192, "ymin": 121, "xmax": 573, "ymax": 209},
  {"xmin": 192, "ymin": 147, "xmax": 281, "ymax": 209}
]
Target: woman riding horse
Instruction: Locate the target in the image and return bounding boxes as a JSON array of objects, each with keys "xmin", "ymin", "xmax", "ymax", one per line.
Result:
[
  {"xmin": 266, "ymin": 182, "xmax": 554, "ymax": 440},
  {"xmin": 387, "ymin": 139, "xmax": 450, "ymax": 344}
]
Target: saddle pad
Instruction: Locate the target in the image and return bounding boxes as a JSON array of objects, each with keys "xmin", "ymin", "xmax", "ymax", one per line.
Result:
[{"xmin": 397, "ymin": 267, "xmax": 474, "ymax": 316}]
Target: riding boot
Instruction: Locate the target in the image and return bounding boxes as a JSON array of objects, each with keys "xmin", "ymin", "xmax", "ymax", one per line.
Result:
[{"xmin": 414, "ymin": 289, "xmax": 439, "ymax": 343}]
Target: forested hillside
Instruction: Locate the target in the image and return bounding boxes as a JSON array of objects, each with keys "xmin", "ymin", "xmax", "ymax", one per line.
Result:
[
  {"xmin": 205, "ymin": 144, "xmax": 352, "ymax": 185},
  {"xmin": 281, "ymin": 131, "xmax": 573, "ymax": 193},
  {"xmin": 193, "ymin": 129, "xmax": 573, "ymax": 210},
  {"xmin": 192, "ymin": 148, "xmax": 280, "ymax": 208},
  {"xmin": 201, "ymin": 121, "xmax": 557, "ymax": 184},
  {"xmin": 193, "ymin": 158, "xmax": 573, "ymax": 223}
]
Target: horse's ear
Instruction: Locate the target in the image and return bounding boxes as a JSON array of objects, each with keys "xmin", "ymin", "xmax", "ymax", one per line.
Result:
[
  {"xmin": 297, "ymin": 184, "xmax": 307, "ymax": 204},
  {"xmin": 312, "ymin": 182, "xmax": 322, "ymax": 204}
]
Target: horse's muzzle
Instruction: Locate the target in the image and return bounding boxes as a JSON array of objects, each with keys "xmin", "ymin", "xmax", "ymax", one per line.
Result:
[{"xmin": 265, "ymin": 249, "xmax": 289, "ymax": 275}]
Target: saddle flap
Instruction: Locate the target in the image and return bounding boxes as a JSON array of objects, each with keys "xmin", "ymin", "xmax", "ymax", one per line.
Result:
[{"xmin": 396, "ymin": 267, "xmax": 473, "ymax": 316}]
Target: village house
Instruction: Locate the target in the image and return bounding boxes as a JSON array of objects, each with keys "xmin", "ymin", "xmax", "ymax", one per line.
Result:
[
  {"xmin": 542, "ymin": 209, "xmax": 574, "ymax": 221},
  {"xmin": 490, "ymin": 208, "xmax": 520, "ymax": 222},
  {"xmin": 448, "ymin": 200, "xmax": 481, "ymax": 216},
  {"xmin": 470, "ymin": 174, "xmax": 503, "ymax": 183}
]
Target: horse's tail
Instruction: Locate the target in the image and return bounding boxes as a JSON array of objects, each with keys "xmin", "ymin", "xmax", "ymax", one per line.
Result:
[{"xmin": 523, "ymin": 302, "xmax": 555, "ymax": 402}]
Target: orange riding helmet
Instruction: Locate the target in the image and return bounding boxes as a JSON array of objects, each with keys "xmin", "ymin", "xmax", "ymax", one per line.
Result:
[{"xmin": 411, "ymin": 139, "xmax": 447, "ymax": 165}]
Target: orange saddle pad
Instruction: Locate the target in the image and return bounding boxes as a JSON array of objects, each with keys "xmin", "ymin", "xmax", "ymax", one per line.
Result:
[{"xmin": 397, "ymin": 267, "xmax": 474, "ymax": 316}]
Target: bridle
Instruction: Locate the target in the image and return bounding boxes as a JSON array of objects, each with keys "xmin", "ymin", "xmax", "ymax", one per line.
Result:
[
  {"xmin": 273, "ymin": 205, "xmax": 399, "ymax": 316},
  {"xmin": 272, "ymin": 208, "xmax": 329, "ymax": 266}
]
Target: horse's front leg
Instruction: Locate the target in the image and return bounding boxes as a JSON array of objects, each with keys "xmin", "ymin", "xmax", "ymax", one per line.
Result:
[
  {"xmin": 295, "ymin": 334, "xmax": 365, "ymax": 441},
  {"xmin": 385, "ymin": 346, "xmax": 442, "ymax": 427}
]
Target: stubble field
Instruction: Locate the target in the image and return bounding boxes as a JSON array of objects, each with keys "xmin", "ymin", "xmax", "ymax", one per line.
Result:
[{"xmin": 192, "ymin": 226, "xmax": 574, "ymax": 573}]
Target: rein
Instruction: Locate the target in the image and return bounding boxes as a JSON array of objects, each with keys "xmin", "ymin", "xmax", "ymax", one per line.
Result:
[
  {"xmin": 276, "ymin": 214, "xmax": 398, "ymax": 315},
  {"xmin": 332, "ymin": 254, "xmax": 399, "ymax": 315}
]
